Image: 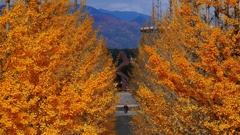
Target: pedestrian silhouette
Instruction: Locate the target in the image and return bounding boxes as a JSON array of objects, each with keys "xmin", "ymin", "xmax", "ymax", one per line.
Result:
[{"xmin": 123, "ymin": 104, "xmax": 129, "ymax": 113}]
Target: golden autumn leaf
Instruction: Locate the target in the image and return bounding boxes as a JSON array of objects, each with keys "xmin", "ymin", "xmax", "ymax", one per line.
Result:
[{"xmin": 0, "ymin": 0, "xmax": 117, "ymax": 134}]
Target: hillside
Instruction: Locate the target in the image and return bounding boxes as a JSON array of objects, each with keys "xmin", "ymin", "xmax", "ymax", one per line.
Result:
[
  {"xmin": 94, "ymin": 16, "xmax": 140, "ymax": 49},
  {"xmin": 84, "ymin": 6, "xmax": 151, "ymax": 49}
]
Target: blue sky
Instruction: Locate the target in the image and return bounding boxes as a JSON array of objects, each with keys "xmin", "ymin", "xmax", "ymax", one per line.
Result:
[{"xmin": 0, "ymin": 0, "xmax": 169, "ymax": 15}]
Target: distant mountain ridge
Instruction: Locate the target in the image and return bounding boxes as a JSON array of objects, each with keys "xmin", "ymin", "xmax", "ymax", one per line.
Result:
[
  {"xmin": 98, "ymin": 9, "xmax": 151, "ymax": 22},
  {"xmin": 84, "ymin": 6, "xmax": 152, "ymax": 48}
]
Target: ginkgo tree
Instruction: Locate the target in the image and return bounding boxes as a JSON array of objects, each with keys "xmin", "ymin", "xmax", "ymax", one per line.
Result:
[
  {"xmin": 0, "ymin": 0, "xmax": 118, "ymax": 134},
  {"xmin": 131, "ymin": 0, "xmax": 239, "ymax": 134}
]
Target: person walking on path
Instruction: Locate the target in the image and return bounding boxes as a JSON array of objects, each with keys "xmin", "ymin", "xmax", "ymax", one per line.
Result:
[{"xmin": 123, "ymin": 104, "xmax": 129, "ymax": 113}]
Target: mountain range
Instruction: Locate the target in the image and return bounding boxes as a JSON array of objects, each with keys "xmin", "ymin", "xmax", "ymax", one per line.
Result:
[
  {"xmin": 83, "ymin": 6, "xmax": 151, "ymax": 49},
  {"xmin": 0, "ymin": 4, "xmax": 152, "ymax": 48}
]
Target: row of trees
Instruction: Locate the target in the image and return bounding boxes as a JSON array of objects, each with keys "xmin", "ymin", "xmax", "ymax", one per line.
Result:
[
  {"xmin": 0, "ymin": 0, "xmax": 239, "ymax": 134},
  {"xmin": 131, "ymin": 0, "xmax": 239, "ymax": 134},
  {"xmin": 0, "ymin": 0, "xmax": 118, "ymax": 134}
]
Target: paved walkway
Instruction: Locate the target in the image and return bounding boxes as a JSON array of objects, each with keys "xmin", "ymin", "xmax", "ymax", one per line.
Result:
[
  {"xmin": 116, "ymin": 91, "xmax": 138, "ymax": 105},
  {"xmin": 115, "ymin": 91, "xmax": 138, "ymax": 135},
  {"xmin": 115, "ymin": 116, "xmax": 134, "ymax": 135},
  {"xmin": 115, "ymin": 111, "xmax": 137, "ymax": 116}
]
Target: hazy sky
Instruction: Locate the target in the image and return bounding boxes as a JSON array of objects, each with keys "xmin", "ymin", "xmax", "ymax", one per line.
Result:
[
  {"xmin": 85, "ymin": 0, "xmax": 153, "ymax": 15},
  {"xmin": 0, "ymin": 0, "xmax": 170, "ymax": 15},
  {"xmin": 85, "ymin": 0, "xmax": 169, "ymax": 15}
]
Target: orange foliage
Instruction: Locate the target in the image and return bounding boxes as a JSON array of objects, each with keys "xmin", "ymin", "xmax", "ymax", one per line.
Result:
[
  {"xmin": 0, "ymin": 0, "xmax": 117, "ymax": 134},
  {"xmin": 131, "ymin": 0, "xmax": 239, "ymax": 134}
]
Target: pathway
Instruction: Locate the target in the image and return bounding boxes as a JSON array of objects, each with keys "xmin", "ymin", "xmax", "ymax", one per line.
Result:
[{"xmin": 115, "ymin": 91, "xmax": 139, "ymax": 135}]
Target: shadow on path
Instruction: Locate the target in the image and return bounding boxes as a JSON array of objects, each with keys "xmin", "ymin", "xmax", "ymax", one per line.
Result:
[{"xmin": 115, "ymin": 116, "xmax": 134, "ymax": 135}]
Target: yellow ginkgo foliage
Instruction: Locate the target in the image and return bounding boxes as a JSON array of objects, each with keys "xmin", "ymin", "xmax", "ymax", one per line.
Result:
[
  {"xmin": 131, "ymin": 0, "xmax": 239, "ymax": 134},
  {"xmin": 0, "ymin": 0, "xmax": 117, "ymax": 134}
]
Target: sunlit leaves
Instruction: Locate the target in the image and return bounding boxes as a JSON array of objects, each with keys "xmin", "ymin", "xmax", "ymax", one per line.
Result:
[
  {"xmin": 131, "ymin": 0, "xmax": 239, "ymax": 134},
  {"xmin": 0, "ymin": 0, "xmax": 117, "ymax": 134}
]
